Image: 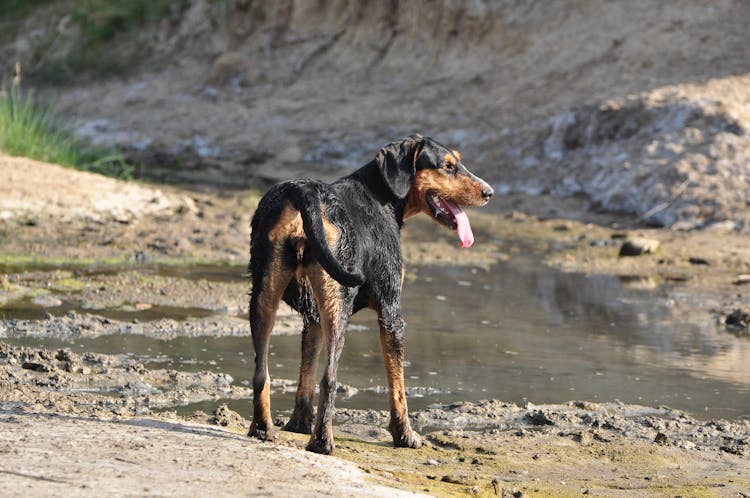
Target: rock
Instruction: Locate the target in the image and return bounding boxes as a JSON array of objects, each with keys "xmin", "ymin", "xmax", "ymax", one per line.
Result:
[
  {"xmin": 119, "ymin": 381, "xmax": 160, "ymax": 396},
  {"xmin": 55, "ymin": 349, "xmax": 76, "ymax": 362},
  {"xmin": 336, "ymin": 383, "xmax": 359, "ymax": 398},
  {"xmin": 687, "ymin": 257, "xmax": 709, "ymax": 265},
  {"xmin": 677, "ymin": 439, "xmax": 696, "ymax": 450},
  {"xmin": 212, "ymin": 403, "xmax": 247, "ymax": 429},
  {"xmin": 654, "ymin": 432, "xmax": 669, "ymax": 445},
  {"xmin": 21, "ymin": 361, "xmax": 51, "ymax": 372},
  {"xmin": 524, "ymin": 410, "xmax": 555, "ymax": 426},
  {"xmin": 31, "ymin": 294, "xmax": 63, "ymax": 307},
  {"xmin": 725, "ymin": 309, "xmax": 750, "ymax": 330},
  {"xmin": 214, "ymin": 373, "xmax": 234, "ymax": 390},
  {"xmin": 207, "ymin": 52, "xmax": 251, "ymax": 86},
  {"xmin": 570, "ymin": 431, "xmax": 593, "ymax": 445},
  {"xmin": 732, "ymin": 275, "xmax": 750, "ymax": 285},
  {"xmin": 619, "ymin": 238, "xmax": 661, "ymax": 256},
  {"xmin": 704, "ymin": 220, "xmax": 737, "ymax": 232},
  {"xmin": 720, "ymin": 439, "xmax": 746, "ymax": 456},
  {"xmin": 440, "ymin": 474, "xmax": 471, "ymax": 485}
]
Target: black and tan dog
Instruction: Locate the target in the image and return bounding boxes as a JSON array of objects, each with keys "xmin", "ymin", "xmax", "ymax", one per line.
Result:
[{"xmin": 248, "ymin": 134, "xmax": 493, "ymax": 454}]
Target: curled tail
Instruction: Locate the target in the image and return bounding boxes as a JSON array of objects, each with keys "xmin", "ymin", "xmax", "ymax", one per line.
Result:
[{"xmin": 289, "ymin": 183, "xmax": 365, "ymax": 288}]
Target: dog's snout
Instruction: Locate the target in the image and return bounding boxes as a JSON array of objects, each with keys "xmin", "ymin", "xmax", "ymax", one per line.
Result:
[{"xmin": 481, "ymin": 184, "xmax": 494, "ymax": 200}]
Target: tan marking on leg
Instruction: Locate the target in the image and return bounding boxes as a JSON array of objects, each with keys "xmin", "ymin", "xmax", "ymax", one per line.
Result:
[
  {"xmin": 377, "ymin": 312, "xmax": 421, "ymax": 449},
  {"xmin": 297, "ymin": 323, "xmax": 322, "ymax": 397},
  {"xmin": 250, "ymin": 249, "xmax": 293, "ymax": 438},
  {"xmin": 284, "ymin": 322, "xmax": 323, "ymax": 434},
  {"xmin": 308, "ymin": 263, "xmax": 342, "ymax": 336},
  {"xmin": 250, "ymin": 210, "xmax": 300, "ymax": 440},
  {"xmin": 379, "ymin": 328, "xmax": 408, "ymax": 422},
  {"xmin": 305, "ymin": 263, "xmax": 346, "ymax": 454}
]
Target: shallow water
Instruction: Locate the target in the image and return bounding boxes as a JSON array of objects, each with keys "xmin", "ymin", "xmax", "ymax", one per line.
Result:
[
  {"xmin": 0, "ymin": 298, "xmax": 216, "ymax": 322},
  {"xmin": 4, "ymin": 260, "xmax": 749, "ymax": 421}
]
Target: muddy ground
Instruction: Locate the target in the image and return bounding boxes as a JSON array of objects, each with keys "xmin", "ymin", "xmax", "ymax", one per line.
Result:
[{"xmin": 1, "ymin": 154, "xmax": 749, "ymax": 497}]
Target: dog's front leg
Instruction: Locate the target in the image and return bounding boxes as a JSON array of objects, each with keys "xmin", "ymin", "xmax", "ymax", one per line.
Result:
[{"xmin": 378, "ymin": 311, "xmax": 422, "ymax": 449}]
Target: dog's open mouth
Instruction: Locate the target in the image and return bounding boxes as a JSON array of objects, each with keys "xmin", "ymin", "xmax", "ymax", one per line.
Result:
[{"xmin": 426, "ymin": 193, "xmax": 475, "ymax": 248}]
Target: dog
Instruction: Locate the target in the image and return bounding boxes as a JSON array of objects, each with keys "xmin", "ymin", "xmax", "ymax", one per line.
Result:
[{"xmin": 248, "ymin": 134, "xmax": 493, "ymax": 454}]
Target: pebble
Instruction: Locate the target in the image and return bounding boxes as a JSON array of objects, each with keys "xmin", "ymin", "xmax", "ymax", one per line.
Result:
[
  {"xmin": 31, "ymin": 294, "xmax": 63, "ymax": 307},
  {"xmin": 619, "ymin": 238, "xmax": 661, "ymax": 256},
  {"xmin": 654, "ymin": 432, "xmax": 669, "ymax": 445}
]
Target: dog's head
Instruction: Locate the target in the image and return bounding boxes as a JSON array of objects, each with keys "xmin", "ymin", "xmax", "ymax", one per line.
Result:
[{"xmin": 375, "ymin": 134, "xmax": 493, "ymax": 248}]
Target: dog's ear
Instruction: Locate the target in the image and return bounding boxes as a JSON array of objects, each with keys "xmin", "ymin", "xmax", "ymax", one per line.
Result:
[{"xmin": 376, "ymin": 137, "xmax": 421, "ymax": 199}]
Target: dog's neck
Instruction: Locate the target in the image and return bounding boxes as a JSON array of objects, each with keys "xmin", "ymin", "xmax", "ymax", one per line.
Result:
[{"xmin": 349, "ymin": 160, "xmax": 407, "ymax": 228}]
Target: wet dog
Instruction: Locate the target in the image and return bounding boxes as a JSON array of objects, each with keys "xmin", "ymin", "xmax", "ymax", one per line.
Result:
[{"xmin": 248, "ymin": 134, "xmax": 493, "ymax": 454}]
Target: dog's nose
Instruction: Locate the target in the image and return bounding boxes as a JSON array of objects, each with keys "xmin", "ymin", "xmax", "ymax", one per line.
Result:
[{"xmin": 482, "ymin": 185, "xmax": 494, "ymax": 200}]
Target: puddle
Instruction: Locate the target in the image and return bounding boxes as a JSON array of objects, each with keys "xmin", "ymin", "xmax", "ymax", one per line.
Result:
[
  {"xmin": 3, "ymin": 262, "xmax": 750, "ymax": 421},
  {"xmin": 0, "ymin": 298, "xmax": 216, "ymax": 322}
]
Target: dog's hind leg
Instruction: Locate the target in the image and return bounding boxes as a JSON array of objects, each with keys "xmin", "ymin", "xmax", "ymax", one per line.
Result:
[
  {"xmin": 305, "ymin": 266, "xmax": 349, "ymax": 455},
  {"xmin": 283, "ymin": 321, "xmax": 323, "ymax": 434},
  {"xmin": 378, "ymin": 308, "xmax": 422, "ymax": 449},
  {"xmin": 248, "ymin": 245, "xmax": 294, "ymax": 441}
]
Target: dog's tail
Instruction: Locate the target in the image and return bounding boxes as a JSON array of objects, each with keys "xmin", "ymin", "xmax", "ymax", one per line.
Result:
[{"xmin": 288, "ymin": 183, "xmax": 365, "ymax": 288}]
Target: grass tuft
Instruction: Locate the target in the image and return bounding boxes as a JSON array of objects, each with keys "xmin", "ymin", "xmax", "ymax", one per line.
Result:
[{"xmin": 0, "ymin": 80, "xmax": 133, "ymax": 179}]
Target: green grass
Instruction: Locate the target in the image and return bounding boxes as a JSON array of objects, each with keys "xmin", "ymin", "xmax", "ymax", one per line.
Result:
[{"xmin": 0, "ymin": 85, "xmax": 132, "ymax": 178}]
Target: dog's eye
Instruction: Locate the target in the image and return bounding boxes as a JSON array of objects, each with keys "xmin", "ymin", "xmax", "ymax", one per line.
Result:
[{"xmin": 444, "ymin": 162, "xmax": 456, "ymax": 172}]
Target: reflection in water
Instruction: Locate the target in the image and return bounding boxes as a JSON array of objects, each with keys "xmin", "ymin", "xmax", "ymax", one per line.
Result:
[{"xmin": 380, "ymin": 264, "xmax": 750, "ymax": 419}]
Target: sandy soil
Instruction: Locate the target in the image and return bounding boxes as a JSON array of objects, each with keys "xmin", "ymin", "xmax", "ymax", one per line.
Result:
[
  {"xmin": 1, "ymin": 155, "xmax": 749, "ymax": 496},
  {"xmin": 0, "ymin": 412, "xmax": 412, "ymax": 498}
]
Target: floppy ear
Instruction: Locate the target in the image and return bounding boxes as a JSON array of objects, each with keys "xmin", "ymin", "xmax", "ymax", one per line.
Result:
[{"xmin": 376, "ymin": 137, "xmax": 420, "ymax": 199}]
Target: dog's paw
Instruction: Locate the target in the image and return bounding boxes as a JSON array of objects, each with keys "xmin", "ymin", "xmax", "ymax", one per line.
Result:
[
  {"xmin": 393, "ymin": 428, "xmax": 422, "ymax": 449},
  {"xmin": 389, "ymin": 417, "xmax": 423, "ymax": 449},
  {"xmin": 247, "ymin": 422, "xmax": 275, "ymax": 441},
  {"xmin": 282, "ymin": 416, "xmax": 313, "ymax": 435},
  {"xmin": 306, "ymin": 437, "xmax": 334, "ymax": 455}
]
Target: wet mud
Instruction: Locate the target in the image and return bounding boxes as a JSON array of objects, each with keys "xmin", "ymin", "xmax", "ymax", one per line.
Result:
[{"xmin": 2, "ymin": 340, "xmax": 748, "ymax": 496}]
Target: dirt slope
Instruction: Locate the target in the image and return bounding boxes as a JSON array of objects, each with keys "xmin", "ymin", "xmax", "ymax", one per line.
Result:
[{"xmin": 5, "ymin": 1, "xmax": 750, "ymax": 229}]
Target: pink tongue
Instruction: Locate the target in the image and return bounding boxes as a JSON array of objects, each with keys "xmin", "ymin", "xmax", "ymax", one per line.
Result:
[{"xmin": 439, "ymin": 199, "xmax": 474, "ymax": 248}]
